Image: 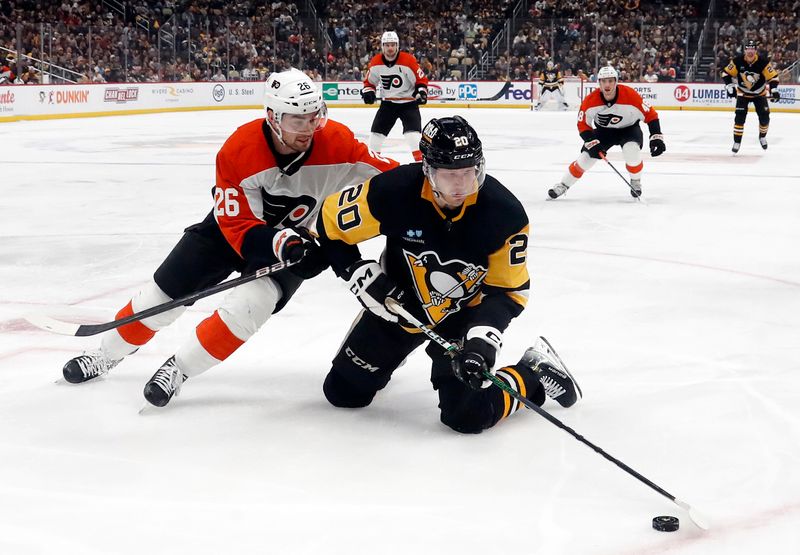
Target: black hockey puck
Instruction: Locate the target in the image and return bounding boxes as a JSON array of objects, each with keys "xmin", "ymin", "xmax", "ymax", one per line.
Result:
[{"xmin": 652, "ymin": 516, "xmax": 680, "ymax": 532}]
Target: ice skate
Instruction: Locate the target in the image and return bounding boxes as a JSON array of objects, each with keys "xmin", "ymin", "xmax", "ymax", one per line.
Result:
[
  {"xmin": 731, "ymin": 141, "xmax": 741, "ymax": 154},
  {"xmin": 759, "ymin": 137, "xmax": 768, "ymax": 150},
  {"xmin": 518, "ymin": 337, "xmax": 582, "ymax": 408},
  {"xmin": 143, "ymin": 356, "xmax": 188, "ymax": 407},
  {"xmin": 548, "ymin": 182, "xmax": 569, "ymax": 199},
  {"xmin": 630, "ymin": 178, "xmax": 642, "ymax": 198},
  {"xmin": 63, "ymin": 349, "xmax": 121, "ymax": 384}
]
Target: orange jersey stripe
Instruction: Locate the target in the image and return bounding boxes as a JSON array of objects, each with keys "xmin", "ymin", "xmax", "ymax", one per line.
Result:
[
  {"xmin": 115, "ymin": 301, "xmax": 156, "ymax": 346},
  {"xmin": 195, "ymin": 311, "xmax": 245, "ymax": 361}
]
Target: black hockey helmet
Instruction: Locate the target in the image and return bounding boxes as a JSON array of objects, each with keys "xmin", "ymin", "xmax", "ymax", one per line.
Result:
[
  {"xmin": 743, "ymin": 39, "xmax": 757, "ymax": 50},
  {"xmin": 419, "ymin": 116, "xmax": 483, "ymax": 169}
]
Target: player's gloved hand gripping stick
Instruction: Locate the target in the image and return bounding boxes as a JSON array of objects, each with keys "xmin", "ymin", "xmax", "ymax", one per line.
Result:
[{"xmin": 384, "ymin": 298, "xmax": 710, "ymax": 531}]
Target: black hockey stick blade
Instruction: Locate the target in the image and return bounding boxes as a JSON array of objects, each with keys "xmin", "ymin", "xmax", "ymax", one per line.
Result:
[
  {"xmin": 477, "ymin": 80, "xmax": 512, "ymax": 102},
  {"xmin": 26, "ymin": 259, "xmax": 297, "ymax": 337}
]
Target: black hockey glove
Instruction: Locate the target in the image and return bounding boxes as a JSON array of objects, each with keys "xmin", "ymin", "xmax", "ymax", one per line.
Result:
[
  {"xmin": 344, "ymin": 260, "xmax": 402, "ymax": 322},
  {"xmin": 414, "ymin": 85, "xmax": 428, "ymax": 105},
  {"xmin": 649, "ymin": 134, "xmax": 666, "ymax": 157},
  {"xmin": 725, "ymin": 82, "xmax": 737, "ymax": 98},
  {"xmin": 362, "ymin": 89, "xmax": 376, "ymax": 105},
  {"xmin": 771, "ymin": 88, "xmax": 780, "ymax": 102},
  {"xmin": 583, "ymin": 138, "xmax": 605, "ymax": 160},
  {"xmin": 287, "ymin": 236, "xmax": 330, "ymax": 280},
  {"xmin": 452, "ymin": 326, "xmax": 503, "ymax": 390},
  {"xmin": 272, "ymin": 229, "xmax": 309, "ymax": 264}
]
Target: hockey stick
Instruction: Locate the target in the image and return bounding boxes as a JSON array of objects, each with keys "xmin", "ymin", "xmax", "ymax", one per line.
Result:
[
  {"xmin": 25, "ymin": 259, "xmax": 299, "ymax": 337},
  {"xmin": 478, "ymin": 81, "xmax": 512, "ymax": 102},
  {"xmin": 780, "ymin": 59, "xmax": 798, "ymax": 74},
  {"xmin": 384, "ymin": 298, "xmax": 710, "ymax": 530},
  {"xmin": 599, "ymin": 153, "xmax": 643, "ymax": 201}
]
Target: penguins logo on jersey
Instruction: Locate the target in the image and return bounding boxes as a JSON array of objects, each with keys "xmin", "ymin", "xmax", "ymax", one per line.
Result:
[
  {"xmin": 596, "ymin": 113, "xmax": 624, "ymax": 127},
  {"xmin": 262, "ymin": 193, "xmax": 317, "ymax": 228},
  {"xmin": 741, "ymin": 71, "xmax": 759, "ymax": 89},
  {"xmin": 380, "ymin": 74, "xmax": 404, "ymax": 89},
  {"xmin": 403, "ymin": 249, "xmax": 486, "ymax": 325}
]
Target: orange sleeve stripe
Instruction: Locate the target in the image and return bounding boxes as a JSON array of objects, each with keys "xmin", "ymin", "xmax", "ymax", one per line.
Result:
[
  {"xmin": 115, "ymin": 301, "xmax": 156, "ymax": 346},
  {"xmin": 195, "ymin": 311, "xmax": 245, "ymax": 362}
]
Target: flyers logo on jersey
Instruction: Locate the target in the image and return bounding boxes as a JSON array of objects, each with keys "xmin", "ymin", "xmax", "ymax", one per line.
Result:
[
  {"xmin": 595, "ymin": 113, "xmax": 624, "ymax": 127},
  {"xmin": 262, "ymin": 193, "xmax": 317, "ymax": 227},
  {"xmin": 380, "ymin": 74, "xmax": 404, "ymax": 89},
  {"xmin": 403, "ymin": 249, "xmax": 486, "ymax": 325}
]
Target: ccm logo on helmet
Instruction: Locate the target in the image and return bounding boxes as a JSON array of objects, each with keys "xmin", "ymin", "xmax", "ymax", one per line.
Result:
[{"xmin": 453, "ymin": 153, "xmax": 474, "ymax": 160}]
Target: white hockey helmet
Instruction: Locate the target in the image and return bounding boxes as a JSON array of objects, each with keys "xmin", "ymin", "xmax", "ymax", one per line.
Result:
[
  {"xmin": 546, "ymin": 60, "xmax": 554, "ymax": 70},
  {"xmin": 597, "ymin": 65, "xmax": 619, "ymax": 80},
  {"xmin": 381, "ymin": 31, "xmax": 399, "ymax": 45},
  {"xmin": 263, "ymin": 68, "xmax": 327, "ymax": 141}
]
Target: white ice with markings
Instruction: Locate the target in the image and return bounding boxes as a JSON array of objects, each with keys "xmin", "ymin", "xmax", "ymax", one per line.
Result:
[{"xmin": 1, "ymin": 107, "xmax": 799, "ymax": 554}]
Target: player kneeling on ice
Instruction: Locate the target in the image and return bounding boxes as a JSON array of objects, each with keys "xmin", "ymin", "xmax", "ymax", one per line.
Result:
[
  {"xmin": 549, "ymin": 65, "xmax": 665, "ymax": 200},
  {"xmin": 61, "ymin": 68, "xmax": 398, "ymax": 408},
  {"xmin": 316, "ymin": 116, "xmax": 581, "ymax": 433}
]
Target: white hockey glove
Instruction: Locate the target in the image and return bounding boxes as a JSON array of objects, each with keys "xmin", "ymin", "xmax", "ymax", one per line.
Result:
[
  {"xmin": 453, "ymin": 326, "xmax": 503, "ymax": 390},
  {"xmin": 344, "ymin": 260, "xmax": 401, "ymax": 322},
  {"xmin": 725, "ymin": 82, "xmax": 737, "ymax": 98}
]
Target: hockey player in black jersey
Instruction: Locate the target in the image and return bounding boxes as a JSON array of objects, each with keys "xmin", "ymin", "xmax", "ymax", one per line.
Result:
[
  {"xmin": 722, "ymin": 39, "xmax": 780, "ymax": 153},
  {"xmin": 316, "ymin": 116, "xmax": 580, "ymax": 433}
]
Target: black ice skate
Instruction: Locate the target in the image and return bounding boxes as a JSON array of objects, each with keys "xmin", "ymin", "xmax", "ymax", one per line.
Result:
[
  {"xmin": 630, "ymin": 178, "xmax": 642, "ymax": 198},
  {"xmin": 731, "ymin": 141, "xmax": 741, "ymax": 154},
  {"xmin": 63, "ymin": 349, "xmax": 121, "ymax": 384},
  {"xmin": 548, "ymin": 182, "xmax": 569, "ymax": 199},
  {"xmin": 143, "ymin": 356, "xmax": 187, "ymax": 407},
  {"xmin": 759, "ymin": 137, "xmax": 768, "ymax": 150},
  {"xmin": 519, "ymin": 337, "xmax": 582, "ymax": 407}
]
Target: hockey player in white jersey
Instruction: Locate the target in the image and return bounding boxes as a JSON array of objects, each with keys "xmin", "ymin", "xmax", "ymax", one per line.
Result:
[
  {"xmin": 361, "ymin": 31, "xmax": 429, "ymax": 161},
  {"xmin": 60, "ymin": 69, "xmax": 398, "ymax": 408}
]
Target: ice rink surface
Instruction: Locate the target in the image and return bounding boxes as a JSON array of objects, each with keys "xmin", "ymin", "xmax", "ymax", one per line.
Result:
[{"xmin": 1, "ymin": 106, "xmax": 799, "ymax": 555}]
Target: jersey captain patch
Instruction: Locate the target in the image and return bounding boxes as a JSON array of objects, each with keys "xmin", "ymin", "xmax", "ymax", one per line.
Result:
[{"xmin": 403, "ymin": 249, "xmax": 487, "ymax": 325}]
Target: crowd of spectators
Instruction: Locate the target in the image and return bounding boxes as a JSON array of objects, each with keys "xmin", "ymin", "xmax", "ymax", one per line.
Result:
[
  {"xmin": 0, "ymin": 0, "xmax": 323, "ymax": 84},
  {"xmin": 1, "ymin": 0, "xmax": 797, "ymax": 87},
  {"xmin": 713, "ymin": 0, "xmax": 799, "ymax": 81},
  {"xmin": 316, "ymin": 0, "xmax": 515, "ymax": 81},
  {"xmin": 491, "ymin": 0, "xmax": 700, "ymax": 83}
]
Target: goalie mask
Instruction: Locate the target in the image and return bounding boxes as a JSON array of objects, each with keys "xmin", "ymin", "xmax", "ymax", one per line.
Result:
[
  {"xmin": 263, "ymin": 68, "xmax": 328, "ymax": 145},
  {"xmin": 420, "ymin": 116, "xmax": 486, "ymax": 208}
]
